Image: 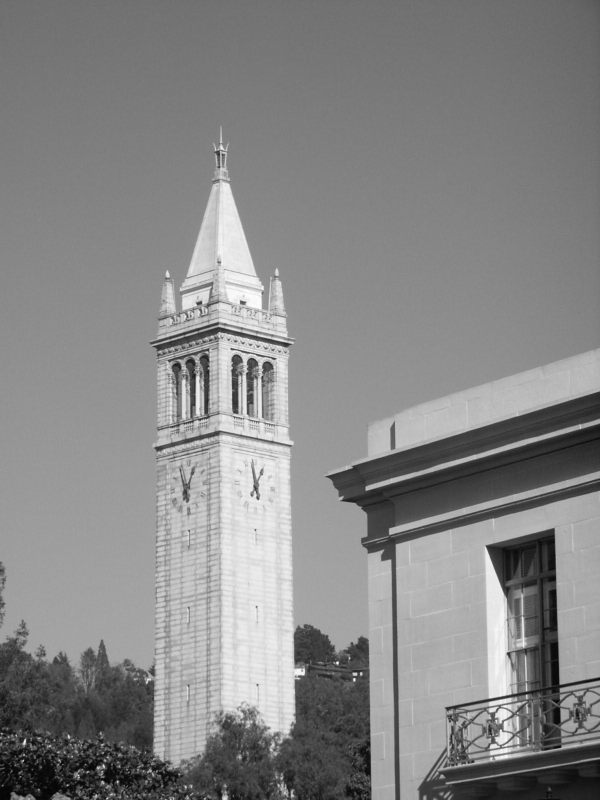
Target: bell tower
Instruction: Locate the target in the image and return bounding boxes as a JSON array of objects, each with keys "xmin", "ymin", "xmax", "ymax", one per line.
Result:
[{"xmin": 152, "ymin": 134, "xmax": 294, "ymax": 763}]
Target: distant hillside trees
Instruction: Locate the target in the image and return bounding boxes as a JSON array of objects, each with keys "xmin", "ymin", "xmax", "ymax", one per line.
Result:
[
  {"xmin": 293, "ymin": 624, "xmax": 336, "ymax": 664},
  {"xmin": 0, "ymin": 567, "xmax": 153, "ymax": 750}
]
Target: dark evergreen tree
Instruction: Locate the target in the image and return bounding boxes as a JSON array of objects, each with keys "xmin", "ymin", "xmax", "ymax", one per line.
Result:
[
  {"xmin": 293, "ymin": 625, "xmax": 336, "ymax": 664},
  {"xmin": 0, "ymin": 562, "xmax": 6, "ymax": 630},
  {"xmin": 339, "ymin": 636, "xmax": 369, "ymax": 668},
  {"xmin": 95, "ymin": 639, "xmax": 111, "ymax": 689}
]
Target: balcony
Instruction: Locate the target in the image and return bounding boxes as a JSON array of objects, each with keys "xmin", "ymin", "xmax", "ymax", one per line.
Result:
[
  {"xmin": 442, "ymin": 679, "xmax": 600, "ymax": 794},
  {"xmin": 156, "ymin": 414, "xmax": 280, "ymax": 449}
]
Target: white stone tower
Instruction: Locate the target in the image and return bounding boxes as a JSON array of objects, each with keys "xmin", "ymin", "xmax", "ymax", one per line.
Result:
[{"xmin": 152, "ymin": 134, "xmax": 294, "ymax": 764}]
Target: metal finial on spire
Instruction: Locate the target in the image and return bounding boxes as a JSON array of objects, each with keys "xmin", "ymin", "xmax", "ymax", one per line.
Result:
[{"xmin": 213, "ymin": 127, "xmax": 229, "ymax": 181}]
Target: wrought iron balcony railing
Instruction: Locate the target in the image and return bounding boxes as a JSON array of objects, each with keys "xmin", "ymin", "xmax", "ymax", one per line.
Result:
[{"xmin": 446, "ymin": 678, "xmax": 600, "ymax": 766}]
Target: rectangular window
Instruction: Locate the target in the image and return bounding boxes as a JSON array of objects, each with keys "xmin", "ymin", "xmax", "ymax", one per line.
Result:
[
  {"xmin": 504, "ymin": 536, "xmax": 559, "ymax": 747},
  {"xmin": 504, "ymin": 537, "xmax": 558, "ymax": 693}
]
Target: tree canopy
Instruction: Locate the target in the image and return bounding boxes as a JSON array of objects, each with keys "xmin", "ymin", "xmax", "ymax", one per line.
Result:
[
  {"xmin": 0, "ymin": 625, "xmax": 153, "ymax": 749},
  {"xmin": 293, "ymin": 625, "xmax": 336, "ymax": 664},
  {"xmin": 0, "ymin": 729, "xmax": 190, "ymax": 800},
  {"xmin": 279, "ymin": 674, "xmax": 370, "ymax": 800},
  {"xmin": 338, "ymin": 636, "xmax": 369, "ymax": 669},
  {"xmin": 0, "ymin": 562, "xmax": 6, "ymax": 630},
  {"xmin": 183, "ymin": 704, "xmax": 282, "ymax": 800}
]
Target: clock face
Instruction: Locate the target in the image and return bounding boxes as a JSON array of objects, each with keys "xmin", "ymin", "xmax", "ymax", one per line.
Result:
[
  {"xmin": 233, "ymin": 455, "xmax": 276, "ymax": 515},
  {"xmin": 169, "ymin": 459, "xmax": 207, "ymax": 516}
]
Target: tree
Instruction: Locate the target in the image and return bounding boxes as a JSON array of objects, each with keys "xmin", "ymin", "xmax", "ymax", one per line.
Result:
[
  {"xmin": 294, "ymin": 625, "xmax": 335, "ymax": 664},
  {"xmin": 0, "ymin": 562, "xmax": 5, "ymax": 630},
  {"xmin": 95, "ymin": 639, "xmax": 111, "ymax": 688},
  {"xmin": 0, "ymin": 729, "xmax": 191, "ymax": 800},
  {"xmin": 184, "ymin": 704, "xmax": 282, "ymax": 800},
  {"xmin": 339, "ymin": 636, "xmax": 369, "ymax": 669},
  {"xmin": 79, "ymin": 647, "xmax": 97, "ymax": 694},
  {"xmin": 345, "ymin": 739, "xmax": 370, "ymax": 800},
  {"xmin": 279, "ymin": 674, "xmax": 370, "ymax": 800}
]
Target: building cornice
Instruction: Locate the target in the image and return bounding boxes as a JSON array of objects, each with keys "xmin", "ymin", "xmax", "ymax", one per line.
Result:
[
  {"xmin": 151, "ymin": 320, "xmax": 293, "ymax": 353},
  {"xmin": 329, "ymin": 393, "xmax": 600, "ymax": 503}
]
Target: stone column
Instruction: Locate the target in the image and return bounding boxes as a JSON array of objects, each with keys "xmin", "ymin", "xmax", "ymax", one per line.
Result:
[
  {"xmin": 181, "ymin": 371, "xmax": 189, "ymax": 420},
  {"xmin": 240, "ymin": 363, "xmax": 247, "ymax": 416},
  {"xmin": 195, "ymin": 361, "xmax": 202, "ymax": 416},
  {"xmin": 256, "ymin": 367, "xmax": 263, "ymax": 419}
]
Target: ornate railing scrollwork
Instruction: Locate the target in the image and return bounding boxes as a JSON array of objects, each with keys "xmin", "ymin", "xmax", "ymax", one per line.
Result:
[{"xmin": 446, "ymin": 678, "xmax": 600, "ymax": 766}]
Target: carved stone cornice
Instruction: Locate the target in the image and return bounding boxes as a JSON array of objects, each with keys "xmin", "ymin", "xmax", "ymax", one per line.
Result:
[{"xmin": 155, "ymin": 331, "xmax": 289, "ymax": 358}]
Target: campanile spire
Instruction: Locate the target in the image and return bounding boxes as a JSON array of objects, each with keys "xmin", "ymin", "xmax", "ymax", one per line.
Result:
[
  {"xmin": 180, "ymin": 135, "xmax": 263, "ymax": 309},
  {"xmin": 213, "ymin": 127, "xmax": 229, "ymax": 181}
]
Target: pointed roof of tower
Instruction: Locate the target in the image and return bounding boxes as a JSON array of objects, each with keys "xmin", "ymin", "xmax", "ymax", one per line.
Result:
[{"xmin": 184, "ymin": 132, "xmax": 257, "ymax": 282}]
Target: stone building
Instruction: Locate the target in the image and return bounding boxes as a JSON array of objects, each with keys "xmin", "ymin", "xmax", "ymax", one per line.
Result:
[
  {"xmin": 329, "ymin": 349, "xmax": 600, "ymax": 799},
  {"xmin": 152, "ymin": 136, "xmax": 295, "ymax": 763}
]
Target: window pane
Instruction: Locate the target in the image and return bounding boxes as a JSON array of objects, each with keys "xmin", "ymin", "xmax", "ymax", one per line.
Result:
[
  {"xmin": 520, "ymin": 546, "xmax": 536, "ymax": 578},
  {"xmin": 542, "ymin": 539, "xmax": 556, "ymax": 573}
]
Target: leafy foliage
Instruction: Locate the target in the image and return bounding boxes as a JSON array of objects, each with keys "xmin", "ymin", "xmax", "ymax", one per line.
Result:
[
  {"xmin": 0, "ymin": 627, "xmax": 152, "ymax": 749},
  {"xmin": 0, "ymin": 729, "xmax": 190, "ymax": 800},
  {"xmin": 0, "ymin": 563, "xmax": 5, "ymax": 630},
  {"xmin": 183, "ymin": 704, "xmax": 281, "ymax": 800},
  {"xmin": 293, "ymin": 625, "xmax": 336, "ymax": 665},
  {"xmin": 338, "ymin": 636, "xmax": 369, "ymax": 669},
  {"xmin": 279, "ymin": 675, "xmax": 370, "ymax": 800}
]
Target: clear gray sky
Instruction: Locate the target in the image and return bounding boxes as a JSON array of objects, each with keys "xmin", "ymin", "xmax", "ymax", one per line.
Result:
[{"xmin": 1, "ymin": 0, "xmax": 598, "ymax": 668}]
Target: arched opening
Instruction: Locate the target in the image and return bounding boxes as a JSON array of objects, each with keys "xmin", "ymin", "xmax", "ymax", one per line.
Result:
[
  {"xmin": 247, "ymin": 359, "xmax": 259, "ymax": 417},
  {"xmin": 261, "ymin": 362, "xmax": 275, "ymax": 420},
  {"xmin": 172, "ymin": 363, "xmax": 182, "ymax": 422},
  {"xmin": 232, "ymin": 355, "xmax": 243, "ymax": 414},
  {"xmin": 199, "ymin": 355, "xmax": 209, "ymax": 415},
  {"xmin": 186, "ymin": 360, "xmax": 196, "ymax": 418}
]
